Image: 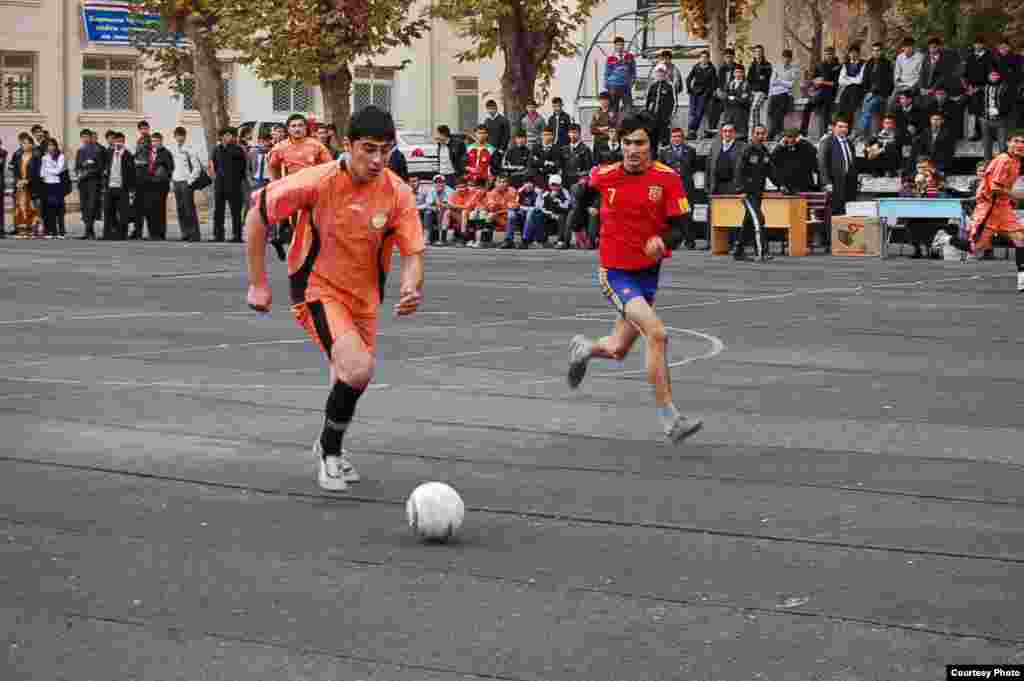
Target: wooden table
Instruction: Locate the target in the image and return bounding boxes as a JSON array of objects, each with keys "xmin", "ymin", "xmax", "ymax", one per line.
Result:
[
  {"xmin": 874, "ymin": 198, "xmax": 966, "ymax": 258},
  {"xmin": 709, "ymin": 194, "xmax": 809, "ymax": 256}
]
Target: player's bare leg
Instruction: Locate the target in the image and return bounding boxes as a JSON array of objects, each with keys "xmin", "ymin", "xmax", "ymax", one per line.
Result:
[
  {"xmin": 316, "ymin": 330, "xmax": 374, "ymax": 491},
  {"xmin": 623, "ymin": 298, "xmax": 702, "ymax": 443}
]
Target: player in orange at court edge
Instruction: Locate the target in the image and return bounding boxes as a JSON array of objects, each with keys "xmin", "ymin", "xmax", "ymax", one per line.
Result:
[
  {"xmin": 245, "ymin": 106, "xmax": 426, "ymax": 492},
  {"xmin": 953, "ymin": 130, "xmax": 1024, "ymax": 292},
  {"xmin": 268, "ymin": 113, "xmax": 333, "ymax": 180}
]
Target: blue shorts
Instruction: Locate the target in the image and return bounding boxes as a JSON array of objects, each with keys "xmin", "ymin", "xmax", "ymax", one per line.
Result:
[{"xmin": 598, "ymin": 265, "xmax": 660, "ymax": 316}]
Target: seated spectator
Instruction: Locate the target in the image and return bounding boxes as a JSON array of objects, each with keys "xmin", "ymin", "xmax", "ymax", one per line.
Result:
[
  {"xmin": 892, "ymin": 89, "xmax": 927, "ymax": 138},
  {"xmin": 912, "ymin": 111, "xmax": 956, "ymax": 174},
  {"xmin": 561, "ymin": 124, "xmax": 594, "ymax": 187},
  {"xmin": 502, "ymin": 180, "xmax": 540, "ymax": 249},
  {"xmin": 861, "ymin": 113, "xmax": 912, "ymax": 177},
  {"xmin": 444, "ymin": 178, "xmax": 474, "ymax": 245},
  {"xmin": 924, "ymin": 87, "xmax": 964, "ymax": 142},
  {"xmin": 482, "ymin": 175, "xmax": 518, "ymax": 233},
  {"xmin": 525, "ymin": 175, "xmax": 572, "ymax": 248},
  {"xmin": 502, "ymin": 130, "xmax": 532, "ymax": 186},
  {"xmin": 530, "ymin": 127, "xmax": 563, "ymax": 186},
  {"xmin": 420, "ymin": 174, "xmax": 453, "ymax": 245},
  {"xmin": 902, "ymin": 156, "xmax": 947, "ymax": 258}
]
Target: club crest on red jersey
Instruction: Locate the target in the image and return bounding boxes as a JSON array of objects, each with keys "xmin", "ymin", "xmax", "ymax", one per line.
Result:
[{"xmin": 648, "ymin": 185, "xmax": 663, "ymax": 202}]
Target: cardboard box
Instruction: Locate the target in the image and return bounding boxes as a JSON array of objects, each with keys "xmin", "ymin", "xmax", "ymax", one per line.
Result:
[{"xmin": 831, "ymin": 216, "xmax": 882, "ymax": 256}]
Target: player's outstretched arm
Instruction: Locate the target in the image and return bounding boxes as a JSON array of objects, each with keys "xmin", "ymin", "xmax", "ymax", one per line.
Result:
[
  {"xmin": 245, "ymin": 201, "xmax": 272, "ymax": 313},
  {"xmin": 394, "ymin": 252, "xmax": 424, "ymax": 317}
]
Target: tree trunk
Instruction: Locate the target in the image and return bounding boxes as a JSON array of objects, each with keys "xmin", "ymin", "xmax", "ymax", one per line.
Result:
[
  {"xmin": 707, "ymin": 0, "xmax": 728, "ymax": 63},
  {"xmin": 499, "ymin": 11, "xmax": 543, "ymax": 135},
  {"xmin": 320, "ymin": 66, "xmax": 353, "ymax": 136},
  {"xmin": 182, "ymin": 16, "xmax": 228, "ymax": 157},
  {"xmin": 864, "ymin": 0, "xmax": 886, "ymax": 46}
]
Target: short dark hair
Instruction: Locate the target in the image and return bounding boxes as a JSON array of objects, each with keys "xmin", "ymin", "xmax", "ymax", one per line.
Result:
[
  {"xmin": 436, "ymin": 124, "xmax": 451, "ymax": 137},
  {"xmin": 552, "ymin": 97, "xmax": 563, "ymax": 105},
  {"xmin": 151, "ymin": 132, "xmax": 163, "ymax": 140},
  {"xmin": 258, "ymin": 132, "xmax": 272, "ymax": 142},
  {"xmin": 670, "ymin": 127, "xmax": 684, "ymax": 134},
  {"xmin": 752, "ymin": 123, "xmax": 768, "ymax": 133},
  {"xmin": 724, "ymin": 47, "xmax": 735, "ymax": 55},
  {"xmin": 348, "ymin": 105, "xmax": 397, "ymax": 143},
  {"xmin": 782, "ymin": 49, "xmax": 793, "ymax": 58},
  {"xmin": 598, "ymin": 91, "xmax": 610, "ymax": 99},
  {"xmin": 1010, "ymin": 129, "xmax": 1024, "ymax": 141},
  {"xmin": 514, "ymin": 129, "xmax": 526, "ymax": 137},
  {"xmin": 174, "ymin": 126, "xmax": 187, "ymax": 136},
  {"xmin": 272, "ymin": 123, "xmax": 286, "ymax": 131},
  {"xmin": 917, "ymin": 155, "xmax": 934, "ymax": 165},
  {"xmin": 105, "ymin": 129, "xmax": 116, "ymax": 138},
  {"xmin": 872, "ymin": 41, "xmax": 883, "ymax": 49},
  {"xmin": 485, "ymin": 99, "xmax": 497, "ymax": 107},
  {"xmin": 613, "ymin": 36, "xmax": 625, "ymax": 43},
  {"xmin": 568, "ymin": 123, "xmax": 581, "ymax": 132},
  {"xmin": 17, "ymin": 132, "xmax": 32, "ymax": 143},
  {"xmin": 927, "ymin": 36, "xmax": 943, "ymax": 46},
  {"xmin": 219, "ymin": 126, "xmax": 236, "ymax": 136},
  {"xmin": 30, "ymin": 124, "xmax": 42, "ymax": 133},
  {"xmin": 832, "ymin": 114, "xmax": 851, "ymax": 125},
  {"xmin": 476, "ymin": 123, "xmax": 488, "ymax": 132},
  {"xmin": 114, "ymin": 132, "xmax": 126, "ymax": 141},
  {"xmin": 901, "ymin": 36, "xmax": 915, "ymax": 47},
  {"xmin": 137, "ymin": 120, "xmax": 150, "ymax": 129},
  {"xmin": 930, "ymin": 110, "xmax": 945, "ymax": 118},
  {"xmin": 782, "ymin": 128, "xmax": 801, "ymax": 137},
  {"xmin": 882, "ymin": 112, "xmax": 897, "ymax": 121},
  {"xmin": 80, "ymin": 129, "xmax": 92, "ymax": 137},
  {"xmin": 286, "ymin": 114, "xmax": 307, "ymax": 127},
  {"xmin": 753, "ymin": 44, "xmax": 764, "ymax": 50},
  {"xmin": 848, "ymin": 44, "xmax": 861, "ymax": 53},
  {"xmin": 617, "ymin": 111, "xmax": 655, "ymax": 140},
  {"xmin": 324, "ymin": 123, "xmax": 337, "ymax": 133}
]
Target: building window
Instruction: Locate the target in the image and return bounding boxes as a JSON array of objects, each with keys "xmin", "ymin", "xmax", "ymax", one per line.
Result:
[
  {"xmin": 180, "ymin": 68, "xmax": 234, "ymax": 112},
  {"xmin": 82, "ymin": 56, "xmax": 136, "ymax": 111},
  {"xmin": 272, "ymin": 80, "xmax": 314, "ymax": 114},
  {"xmin": 454, "ymin": 77, "xmax": 478, "ymax": 136},
  {"xmin": 352, "ymin": 80, "xmax": 393, "ymax": 113},
  {"xmin": 727, "ymin": 0, "xmax": 740, "ymax": 25},
  {"xmin": 0, "ymin": 52, "xmax": 35, "ymax": 111}
]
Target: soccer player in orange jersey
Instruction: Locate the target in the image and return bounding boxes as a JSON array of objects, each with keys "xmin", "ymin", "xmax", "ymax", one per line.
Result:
[
  {"xmin": 954, "ymin": 131, "xmax": 1024, "ymax": 292},
  {"xmin": 268, "ymin": 113, "xmax": 333, "ymax": 180},
  {"xmin": 245, "ymin": 106, "xmax": 426, "ymax": 491},
  {"xmin": 564, "ymin": 112, "xmax": 703, "ymax": 443}
]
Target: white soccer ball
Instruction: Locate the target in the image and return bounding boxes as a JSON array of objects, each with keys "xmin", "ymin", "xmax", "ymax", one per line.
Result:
[{"xmin": 406, "ymin": 482, "xmax": 464, "ymax": 542}]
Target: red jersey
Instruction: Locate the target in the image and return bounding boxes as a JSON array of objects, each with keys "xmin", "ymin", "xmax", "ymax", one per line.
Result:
[{"xmin": 590, "ymin": 161, "xmax": 690, "ymax": 270}]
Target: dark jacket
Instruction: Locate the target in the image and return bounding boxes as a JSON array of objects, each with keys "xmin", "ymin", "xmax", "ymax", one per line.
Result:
[
  {"xmin": 980, "ymin": 82, "xmax": 1013, "ymax": 120},
  {"xmin": 810, "ymin": 58, "xmax": 842, "ymax": 102},
  {"xmin": 747, "ymin": 59, "xmax": 773, "ymax": 94},
  {"xmin": 210, "ymin": 143, "xmax": 248, "ymax": 192},
  {"xmin": 715, "ymin": 60, "xmax": 742, "ymax": 96},
  {"xmin": 388, "ymin": 148, "xmax": 409, "ymax": 181},
  {"xmin": 737, "ymin": 143, "xmax": 776, "ymax": 197},
  {"xmin": 136, "ymin": 145, "xmax": 174, "ymax": 188},
  {"xmin": 864, "ymin": 57, "xmax": 894, "ymax": 97},
  {"xmin": 686, "ymin": 62, "xmax": 718, "ymax": 97},
  {"xmin": 0, "ymin": 148, "xmax": 7, "ymax": 187},
  {"xmin": 482, "ymin": 113, "xmax": 511, "ymax": 152},
  {"xmin": 529, "ymin": 143, "xmax": 563, "ymax": 183},
  {"xmin": 817, "ymin": 134, "xmax": 859, "ymax": 206},
  {"xmin": 548, "ymin": 111, "xmax": 573, "ymax": 148},
  {"xmin": 893, "ymin": 103, "xmax": 928, "ymax": 138},
  {"xmin": 438, "ymin": 138, "xmax": 467, "ymax": 178},
  {"xmin": 862, "ymin": 129, "xmax": 912, "ymax": 177},
  {"xmin": 103, "ymin": 146, "xmax": 136, "ymax": 193},
  {"xmin": 770, "ymin": 140, "xmax": 819, "ymax": 192},
  {"xmin": 502, "ymin": 143, "xmax": 532, "ymax": 184},
  {"xmin": 913, "ymin": 126, "xmax": 956, "ymax": 173},
  {"xmin": 75, "ymin": 143, "xmax": 105, "ymax": 183},
  {"xmin": 561, "ymin": 142, "xmax": 594, "ymax": 186},
  {"xmin": 658, "ymin": 143, "xmax": 697, "ymax": 200},
  {"xmin": 918, "ymin": 50, "xmax": 962, "ymax": 96},
  {"xmin": 706, "ymin": 138, "xmax": 747, "ymax": 195},
  {"xmin": 593, "ymin": 139, "xmax": 623, "ymax": 166},
  {"xmin": 646, "ymin": 81, "xmax": 676, "ymax": 122},
  {"xmin": 963, "ymin": 49, "xmax": 995, "ymax": 88}
]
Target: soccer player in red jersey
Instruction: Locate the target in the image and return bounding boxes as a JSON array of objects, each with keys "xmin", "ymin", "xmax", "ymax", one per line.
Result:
[{"xmin": 565, "ymin": 112, "xmax": 703, "ymax": 443}]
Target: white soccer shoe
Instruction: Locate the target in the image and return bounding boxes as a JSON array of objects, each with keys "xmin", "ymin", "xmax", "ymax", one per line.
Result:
[
  {"xmin": 567, "ymin": 334, "xmax": 594, "ymax": 390},
  {"xmin": 313, "ymin": 439, "xmax": 359, "ymax": 491},
  {"xmin": 1018, "ymin": 272, "xmax": 1024, "ymax": 293},
  {"xmin": 665, "ymin": 414, "xmax": 704, "ymax": 444}
]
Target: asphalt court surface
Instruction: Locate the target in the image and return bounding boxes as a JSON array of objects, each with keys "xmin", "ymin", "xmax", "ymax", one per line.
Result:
[{"xmin": 2, "ymin": 240, "xmax": 1024, "ymax": 680}]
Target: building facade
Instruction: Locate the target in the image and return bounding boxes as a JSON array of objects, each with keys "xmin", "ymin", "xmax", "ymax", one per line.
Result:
[{"xmin": 0, "ymin": 0, "xmax": 783, "ymax": 160}]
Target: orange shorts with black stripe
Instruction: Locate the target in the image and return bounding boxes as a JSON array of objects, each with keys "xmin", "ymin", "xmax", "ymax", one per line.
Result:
[{"xmin": 292, "ymin": 298, "xmax": 378, "ymax": 356}]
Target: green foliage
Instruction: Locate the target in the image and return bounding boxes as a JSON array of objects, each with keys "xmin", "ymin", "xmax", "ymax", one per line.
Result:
[
  {"xmin": 894, "ymin": 0, "xmax": 1011, "ymax": 49},
  {"xmin": 216, "ymin": 0, "xmax": 427, "ymax": 85},
  {"xmin": 428, "ymin": 0, "xmax": 602, "ymax": 104}
]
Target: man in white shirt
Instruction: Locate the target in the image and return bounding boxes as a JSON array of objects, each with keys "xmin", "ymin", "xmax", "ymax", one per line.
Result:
[
  {"xmin": 767, "ymin": 49, "xmax": 800, "ymax": 140},
  {"xmin": 890, "ymin": 37, "xmax": 924, "ymax": 111},
  {"xmin": 170, "ymin": 126, "xmax": 202, "ymax": 241}
]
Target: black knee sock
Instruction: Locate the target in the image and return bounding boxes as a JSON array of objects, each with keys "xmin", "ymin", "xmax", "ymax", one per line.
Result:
[
  {"xmin": 1016, "ymin": 247, "xmax": 1024, "ymax": 272},
  {"xmin": 320, "ymin": 381, "xmax": 364, "ymax": 455}
]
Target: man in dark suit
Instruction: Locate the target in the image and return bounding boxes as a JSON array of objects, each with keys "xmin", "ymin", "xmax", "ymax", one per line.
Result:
[
  {"xmin": 658, "ymin": 127, "xmax": 698, "ymax": 248},
  {"xmin": 560, "ymin": 124, "xmax": 593, "ymax": 188},
  {"xmin": 818, "ymin": 115, "xmax": 859, "ymax": 226},
  {"xmin": 135, "ymin": 131, "xmax": 174, "ymax": 240},
  {"xmin": 102, "ymin": 132, "xmax": 135, "ymax": 240},
  {"xmin": 706, "ymin": 123, "xmax": 746, "ymax": 196},
  {"xmin": 963, "ymin": 37, "xmax": 995, "ymax": 141},
  {"xmin": 912, "ymin": 111, "xmax": 956, "ymax": 174},
  {"xmin": 434, "ymin": 125, "xmax": 467, "ymax": 187},
  {"xmin": 918, "ymin": 37, "xmax": 961, "ymax": 101},
  {"xmin": 770, "ymin": 128, "xmax": 819, "ymax": 192}
]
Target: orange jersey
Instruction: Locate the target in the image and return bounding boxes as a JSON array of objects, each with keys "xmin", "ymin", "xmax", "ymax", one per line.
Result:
[
  {"xmin": 258, "ymin": 163, "xmax": 426, "ymax": 317},
  {"xmin": 484, "ymin": 187, "xmax": 518, "ymax": 213},
  {"xmin": 449, "ymin": 187, "xmax": 483, "ymax": 211},
  {"xmin": 971, "ymin": 153, "xmax": 1024, "ymax": 247},
  {"xmin": 268, "ymin": 137, "xmax": 333, "ymax": 177}
]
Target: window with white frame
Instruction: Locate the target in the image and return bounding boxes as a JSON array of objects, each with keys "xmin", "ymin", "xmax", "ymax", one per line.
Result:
[
  {"xmin": 454, "ymin": 77, "xmax": 479, "ymax": 136},
  {"xmin": 272, "ymin": 80, "xmax": 314, "ymax": 113},
  {"xmin": 352, "ymin": 74, "xmax": 393, "ymax": 114},
  {"xmin": 0, "ymin": 52, "xmax": 35, "ymax": 111},
  {"xmin": 179, "ymin": 65, "xmax": 234, "ymax": 112},
  {"xmin": 82, "ymin": 56, "xmax": 136, "ymax": 111}
]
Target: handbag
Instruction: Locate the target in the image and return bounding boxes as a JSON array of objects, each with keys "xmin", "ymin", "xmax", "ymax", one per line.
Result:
[
  {"xmin": 60, "ymin": 169, "xmax": 73, "ymax": 197},
  {"xmin": 186, "ymin": 151, "xmax": 212, "ymax": 191}
]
